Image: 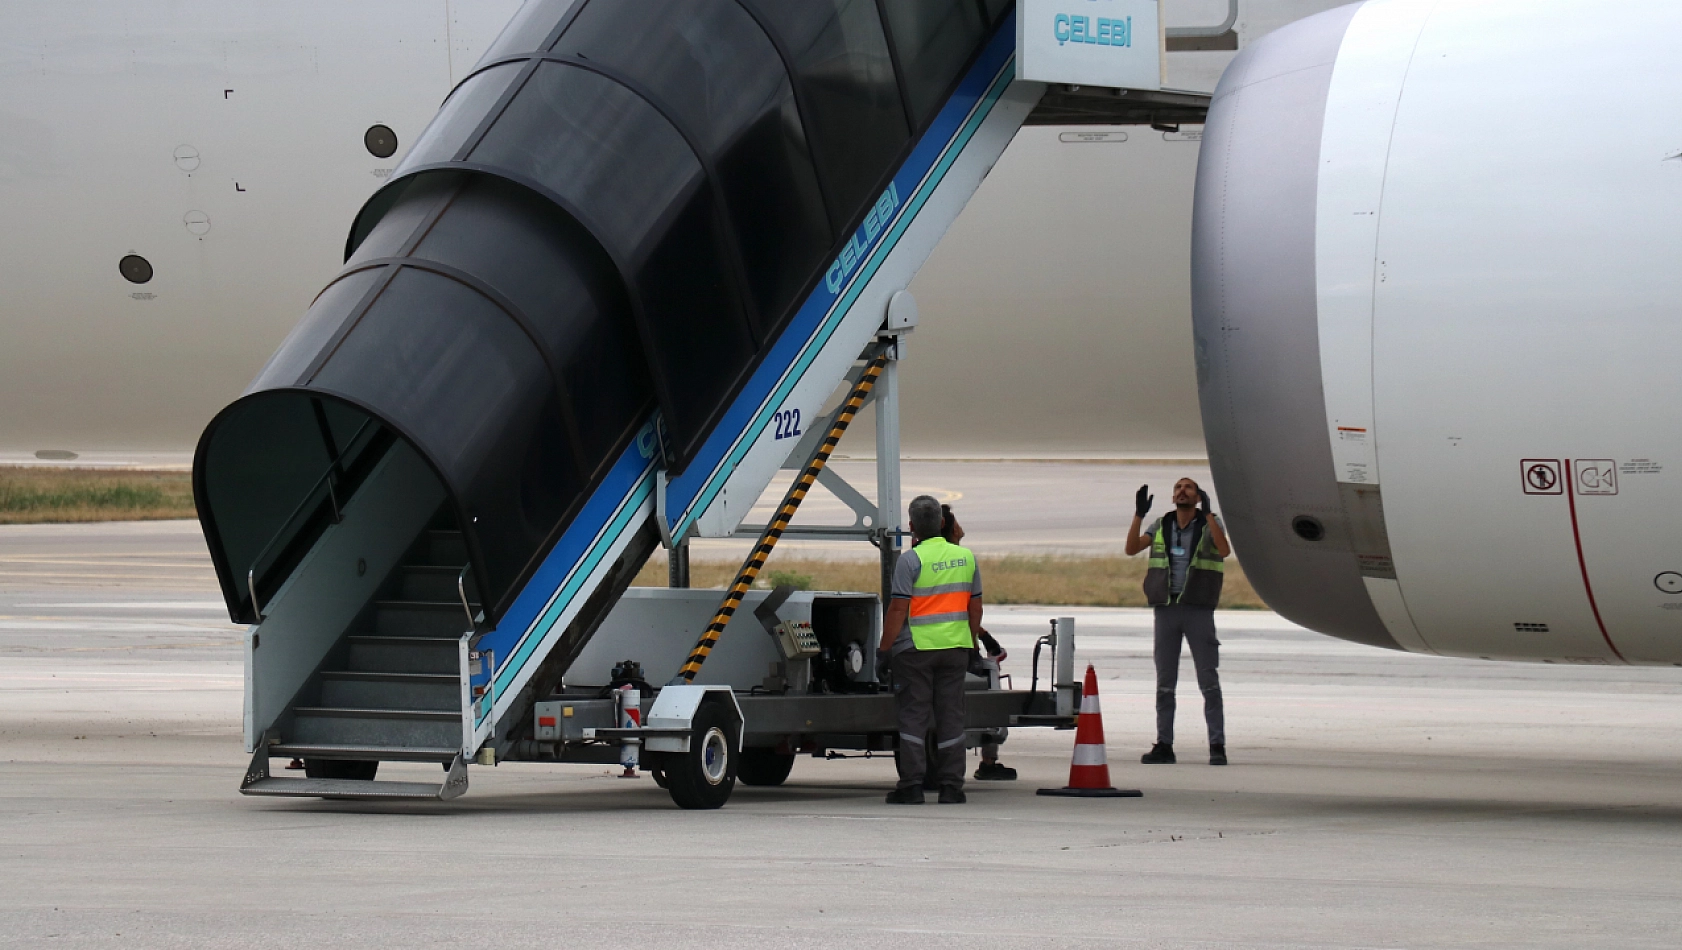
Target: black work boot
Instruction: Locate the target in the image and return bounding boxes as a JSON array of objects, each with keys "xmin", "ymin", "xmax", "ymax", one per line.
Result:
[
  {"xmin": 938, "ymin": 785, "xmax": 967, "ymax": 804},
  {"xmin": 1209, "ymin": 744, "xmax": 1228, "ymax": 766},
  {"xmin": 974, "ymin": 761, "xmax": 1017, "ymax": 781},
  {"xmin": 885, "ymin": 786, "xmax": 925, "ymax": 804},
  {"xmin": 1141, "ymin": 742, "xmax": 1176, "ymax": 764}
]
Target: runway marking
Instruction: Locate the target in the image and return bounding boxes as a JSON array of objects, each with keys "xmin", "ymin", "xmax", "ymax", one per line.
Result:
[
  {"xmin": 0, "ymin": 559, "xmax": 211, "ymax": 568},
  {"xmin": 2, "ymin": 676, "xmax": 239, "ymax": 686},
  {"xmin": 743, "ymin": 484, "xmax": 963, "ymax": 518},
  {"xmin": 0, "ymin": 619, "xmax": 240, "ymax": 632},
  {"xmin": 0, "ymin": 641, "xmax": 235, "ymax": 652},
  {"xmin": 0, "ymin": 572, "xmax": 217, "ymax": 581},
  {"xmin": 1, "ymin": 671, "xmax": 237, "ymax": 679},
  {"xmin": 14, "ymin": 601, "xmax": 227, "ymax": 610},
  {"xmin": 904, "ymin": 486, "xmax": 963, "ymax": 504}
]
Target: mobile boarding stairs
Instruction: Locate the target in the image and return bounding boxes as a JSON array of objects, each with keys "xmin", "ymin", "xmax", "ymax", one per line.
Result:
[{"xmin": 194, "ymin": 1, "xmax": 1208, "ymax": 808}]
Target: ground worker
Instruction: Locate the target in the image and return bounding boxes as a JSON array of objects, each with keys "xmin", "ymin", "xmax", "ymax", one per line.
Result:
[
  {"xmin": 1124, "ymin": 477, "xmax": 1231, "ymax": 766},
  {"xmin": 880, "ymin": 495, "xmax": 985, "ymax": 803},
  {"xmin": 940, "ymin": 504, "xmax": 1015, "ymax": 781}
]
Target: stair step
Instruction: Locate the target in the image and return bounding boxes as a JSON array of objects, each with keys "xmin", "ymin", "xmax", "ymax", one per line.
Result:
[
  {"xmin": 345, "ymin": 636, "xmax": 459, "ymax": 674},
  {"xmin": 291, "ymin": 707, "xmax": 461, "ymax": 748},
  {"xmin": 293, "ymin": 706, "xmax": 459, "ymax": 717},
  {"xmin": 373, "ymin": 601, "xmax": 478, "ymax": 637},
  {"xmin": 242, "ymin": 777, "xmax": 449, "ymax": 800},
  {"xmin": 319, "ymin": 672, "xmax": 460, "ymax": 711},
  {"xmin": 412, "ymin": 529, "xmax": 467, "ymax": 567},
  {"xmin": 270, "ymin": 742, "xmax": 458, "ymax": 763},
  {"xmin": 396, "ymin": 565, "xmax": 480, "ymax": 603}
]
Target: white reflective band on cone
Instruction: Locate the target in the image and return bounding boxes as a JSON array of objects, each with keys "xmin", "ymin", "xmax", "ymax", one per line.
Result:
[
  {"xmin": 1072, "ymin": 744, "xmax": 1108, "ymax": 766},
  {"xmin": 1080, "ymin": 694, "xmax": 1101, "ymax": 714},
  {"xmin": 618, "ymin": 687, "xmax": 641, "ymax": 770}
]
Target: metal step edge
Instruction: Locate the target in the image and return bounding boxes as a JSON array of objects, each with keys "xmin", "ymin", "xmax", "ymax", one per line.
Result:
[
  {"xmin": 375, "ymin": 601, "xmax": 482, "ymax": 611},
  {"xmin": 345, "ymin": 635, "xmax": 460, "ymax": 644},
  {"xmin": 241, "ymin": 777, "xmax": 445, "ymax": 800},
  {"xmin": 292, "ymin": 707, "xmax": 461, "ymax": 721},
  {"xmin": 319, "ymin": 671, "xmax": 458, "ymax": 683},
  {"xmin": 401, "ymin": 564, "xmax": 470, "ymax": 574},
  {"xmin": 269, "ymin": 744, "xmax": 459, "ymax": 762}
]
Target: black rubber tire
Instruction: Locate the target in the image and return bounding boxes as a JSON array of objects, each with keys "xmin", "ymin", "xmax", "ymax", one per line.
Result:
[
  {"xmin": 658, "ymin": 702, "xmax": 738, "ymax": 810},
  {"xmin": 303, "ymin": 759, "xmax": 379, "ymax": 781},
  {"xmin": 649, "ymin": 768, "xmax": 668, "ymax": 789},
  {"xmin": 737, "ymin": 748, "xmax": 796, "ymax": 787}
]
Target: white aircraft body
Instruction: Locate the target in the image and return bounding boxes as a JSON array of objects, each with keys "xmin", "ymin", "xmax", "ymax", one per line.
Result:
[
  {"xmin": 0, "ymin": 1, "xmax": 521, "ymax": 461},
  {"xmin": 0, "ymin": 0, "xmax": 1336, "ymax": 463},
  {"xmin": 1194, "ymin": 0, "xmax": 1682, "ymax": 664}
]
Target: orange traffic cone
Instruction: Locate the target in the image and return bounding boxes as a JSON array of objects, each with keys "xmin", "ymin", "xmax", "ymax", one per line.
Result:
[{"xmin": 1037, "ymin": 665, "xmax": 1141, "ymax": 798}]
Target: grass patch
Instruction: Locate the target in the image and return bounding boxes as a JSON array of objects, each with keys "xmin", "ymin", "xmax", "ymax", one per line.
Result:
[
  {"xmin": 633, "ymin": 553, "xmax": 1266, "ymax": 609},
  {"xmin": 763, "ymin": 568, "xmax": 815, "ymax": 591},
  {"xmin": 0, "ymin": 468, "xmax": 196, "ymax": 523}
]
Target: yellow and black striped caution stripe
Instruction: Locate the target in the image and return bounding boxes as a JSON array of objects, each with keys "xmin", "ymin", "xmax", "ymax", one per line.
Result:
[{"xmin": 674, "ymin": 353, "xmax": 890, "ymax": 684}]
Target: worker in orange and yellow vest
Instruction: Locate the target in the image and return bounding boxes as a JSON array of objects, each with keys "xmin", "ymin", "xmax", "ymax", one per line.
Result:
[{"xmin": 879, "ymin": 495, "xmax": 984, "ymax": 804}]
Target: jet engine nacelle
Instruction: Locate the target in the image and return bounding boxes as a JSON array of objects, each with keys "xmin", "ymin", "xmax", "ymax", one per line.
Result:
[{"xmin": 1192, "ymin": 0, "xmax": 1682, "ymax": 664}]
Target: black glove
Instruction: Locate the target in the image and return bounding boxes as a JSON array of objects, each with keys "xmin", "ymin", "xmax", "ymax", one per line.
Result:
[
  {"xmin": 875, "ymin": 650, "xmax": 892, "ymax": 682},
  {"xmin": 1199, "ymin": 489, "xmax": 1212, "ymax": 516},
  {"xmin": 1134, "ymin": 484, "xmax": 1153, "ymax": 519}
]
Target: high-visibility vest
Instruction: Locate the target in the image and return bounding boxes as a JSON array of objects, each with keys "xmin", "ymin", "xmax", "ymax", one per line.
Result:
[
  {"xmin": 1142, "ymin": 513, "xmax": 1225, "ymax": 607},
  {"xmin": 907, "ymin": 537, "xmax": 978, "ymax": 651}
]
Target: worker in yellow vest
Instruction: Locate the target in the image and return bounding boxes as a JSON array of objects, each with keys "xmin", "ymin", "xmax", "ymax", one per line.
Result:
[
  {"xmin": 1124, "ymin": 477, "xmax": 1232, "ymax": 766},
  {"xmin": 879, "ymin": 495, "xmax": 985, "ymax": 804}
]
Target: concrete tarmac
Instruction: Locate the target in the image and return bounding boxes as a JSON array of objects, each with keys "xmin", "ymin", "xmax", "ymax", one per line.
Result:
[{"xmin": 5, "ymin": 507, "xmax": 1682, "ymax": 948}]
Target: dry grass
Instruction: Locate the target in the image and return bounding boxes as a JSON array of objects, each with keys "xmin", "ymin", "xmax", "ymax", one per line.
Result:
[
  {"xmin": 0, "ymin": 468, "xmax": 196, "ymax": 524},
  {"xmin": 632, "ymin": 552, "xmax": 1266, "ymax": 609}
]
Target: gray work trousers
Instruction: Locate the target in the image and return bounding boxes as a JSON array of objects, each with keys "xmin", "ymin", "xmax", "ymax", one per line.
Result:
[
  {"xmin": 1154, "ymin": 604, "xmax": 1224, "ymax": 746},
  {"xmin": 892, "ymin": 648, "xmax": 968, "ymax": 790}
]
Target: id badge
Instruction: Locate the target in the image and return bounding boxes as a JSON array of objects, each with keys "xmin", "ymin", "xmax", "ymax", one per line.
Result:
[{"xmin": 1171, "ymin": 546, "xmax": 1187, "ymax": 557}]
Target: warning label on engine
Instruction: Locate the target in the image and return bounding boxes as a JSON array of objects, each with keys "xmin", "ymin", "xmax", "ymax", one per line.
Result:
[
  {"xmin": 1521, "ymin": 459, "xmax": 1562, "ymax": 495},
  {"xmin": 1332, "ymin": 425, "xmax": 1375, "ymax": 485},
  {"xmin": 1574, "ymin": 459, "xmax": 1618, "ymax": 495}
]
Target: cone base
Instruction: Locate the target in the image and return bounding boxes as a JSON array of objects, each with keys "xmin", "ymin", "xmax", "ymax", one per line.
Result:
[{"xmin": 1036, "ymin": 786, "xmax": 1142, "ymax": 798}]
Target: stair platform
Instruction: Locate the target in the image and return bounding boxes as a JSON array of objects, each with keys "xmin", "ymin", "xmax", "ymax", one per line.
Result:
[
  {"xmin": 242, "ymin": 777, "xmax": 453, "ymax": 800},
  {"xmin": 241, "ymin": 747, "xmax": 468, "ymax": 800}
]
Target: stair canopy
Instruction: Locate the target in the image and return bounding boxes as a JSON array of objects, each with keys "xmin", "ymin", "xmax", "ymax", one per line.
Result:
[
  {"xmin": 197, "ymin": 0, "xmax": 1012, "ymax": 627},
  {"xmin": 196, "ymin": 171, "xmax": 647, "ymax": 626}
]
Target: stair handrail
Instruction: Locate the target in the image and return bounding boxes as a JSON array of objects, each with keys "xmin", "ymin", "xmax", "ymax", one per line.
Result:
[
  {"xmin": 249, "ymin": 567, "xmax": 264, "ymax": 620},
  {"xmin": 457, "ymin": 565, "xmax": 476, "ymax": 631},
  {"xmin": 245, "ymin": 418, "xmax": 377, "ymax": 620}
]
